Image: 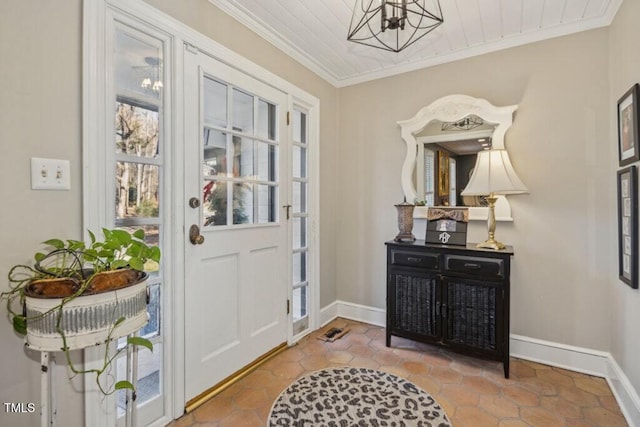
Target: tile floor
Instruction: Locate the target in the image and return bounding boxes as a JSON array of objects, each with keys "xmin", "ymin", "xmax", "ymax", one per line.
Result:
[{"xmin": 169, "ymin": 318, "xmax": 627, "ymax": 427}]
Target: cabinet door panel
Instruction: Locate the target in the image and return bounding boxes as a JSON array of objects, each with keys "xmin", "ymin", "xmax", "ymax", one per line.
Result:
[
  {"xmin": 442, "ymin": 277, "xmax": 503, "ymax": 356},
  {"xmin": 389, "ymin": 271, "xmax": 440, "ymax": 339}
]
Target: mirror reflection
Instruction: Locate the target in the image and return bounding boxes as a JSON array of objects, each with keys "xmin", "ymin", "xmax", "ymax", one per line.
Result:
[
  {"xmin": 398, "ymin": 94, "xmax": 518, "ymax": 221},
  {"xmin": 415, "ymin": 115, "xmax": 495, "ymax": 207}
]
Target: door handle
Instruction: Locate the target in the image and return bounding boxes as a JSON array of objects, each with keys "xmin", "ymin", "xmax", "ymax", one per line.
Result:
[{"xmin": 189, "ymin": 224, "xmax": 205, "ymax": 245}]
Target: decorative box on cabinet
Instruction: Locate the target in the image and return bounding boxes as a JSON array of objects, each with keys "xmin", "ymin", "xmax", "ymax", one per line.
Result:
[{"xmin": 385, "ymin": 240, "xmax": 513, "ymax": 378}]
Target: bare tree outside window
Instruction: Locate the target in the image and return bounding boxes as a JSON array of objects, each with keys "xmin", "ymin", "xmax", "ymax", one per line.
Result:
[{"xmin": 115, "ymin": 102, "xmax": 160, "ymax": 220}]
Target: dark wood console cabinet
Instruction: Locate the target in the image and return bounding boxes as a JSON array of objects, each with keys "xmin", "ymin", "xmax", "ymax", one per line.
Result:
[{"xmin": 385, "ymin": 240, "xmax": 513, "ymax": 378}]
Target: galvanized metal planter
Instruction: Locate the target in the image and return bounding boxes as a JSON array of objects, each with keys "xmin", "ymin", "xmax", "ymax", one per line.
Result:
[{"xmin": 24, "ymin": 272, "xmax": 148, "ymax": 351}]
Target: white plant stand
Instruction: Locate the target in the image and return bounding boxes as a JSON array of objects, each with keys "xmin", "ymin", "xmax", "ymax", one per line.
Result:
[{"xmin": 26, "ymin": 280, "xmax": 149, "ymax": 427}]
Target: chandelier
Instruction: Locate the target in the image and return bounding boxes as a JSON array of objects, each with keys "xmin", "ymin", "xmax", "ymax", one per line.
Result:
[
  {"xmin": 135, "ymin": 56, "xmax": 163, "ymax": 93},
  {"xmin": 347, "ymin": 0, "xmax": 444, "ymax": 53},
  {"xmin": 441, "ymin": 115, "xmax": 484, "ymax": 131}
]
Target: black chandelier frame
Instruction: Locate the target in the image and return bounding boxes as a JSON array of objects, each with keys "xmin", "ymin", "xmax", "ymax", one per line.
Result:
[{"xmin": 347, "ymin": 0, "xmax": 444, "ymax": 53}]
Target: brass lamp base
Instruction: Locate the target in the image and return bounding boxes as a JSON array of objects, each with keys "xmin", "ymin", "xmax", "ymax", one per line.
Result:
[
  {"xmin": 476, "ymin": 238, "xmax": 506, "ymax": 250},
  {"xmin": 478, "ymin": 193, "xmax": 506, "ymax": 251}
]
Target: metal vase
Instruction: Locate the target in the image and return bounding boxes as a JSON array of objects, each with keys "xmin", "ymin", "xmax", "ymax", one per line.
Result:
[{"xmin": 394, "ymin": 201, "xmax": 416, "ymax": 242}]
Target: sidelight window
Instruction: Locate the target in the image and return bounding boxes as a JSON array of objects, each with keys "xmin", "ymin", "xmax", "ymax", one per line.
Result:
[
  {"xmin": 113, "ymin": 24, "xmax": 165, "ymax": 422},
  {"xmin": 292, "ymin": 108, "xmax": 309, "ymax": 335}
]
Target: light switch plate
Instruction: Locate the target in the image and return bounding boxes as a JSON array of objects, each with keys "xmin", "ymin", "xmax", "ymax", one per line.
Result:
[{"xmin": 31, "ymin": 158, "xmax": 71, "ymax": 190}]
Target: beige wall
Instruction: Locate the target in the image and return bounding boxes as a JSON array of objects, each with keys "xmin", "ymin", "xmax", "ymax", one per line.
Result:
[
  {"xmin": 609, "ymin": 0, "xmax": 640, "ymax": 397},
  {"xmin": 337, "ymin": 29, "xmax": 613, "ymax": 351},
  {"xmin": 0, "ymin": 1, "xmax": 85, "ymax": 426}
]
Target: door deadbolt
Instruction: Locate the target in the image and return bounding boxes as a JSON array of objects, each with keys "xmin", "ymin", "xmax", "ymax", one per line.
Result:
[
  {"xmin": 189, "ymin": 224, "xmax": 205, "ymax": 245},
  {"xmin": 188, "ymin": 197, "xmax": 200, "ymax": 208}
]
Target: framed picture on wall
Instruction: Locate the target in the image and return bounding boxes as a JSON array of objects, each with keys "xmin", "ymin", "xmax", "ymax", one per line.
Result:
[
  {"xmin": 618, "ymin": 166, "xmax": 638, "ymax": 289},
  {"xmin": 618, "ymin": 84, "xmax": 640, "ymax": 166}
]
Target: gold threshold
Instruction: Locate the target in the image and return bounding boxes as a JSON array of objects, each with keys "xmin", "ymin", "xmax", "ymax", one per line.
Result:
[{"xmin": 185, "ymin": 342, "xmax": 288, "ymax": 413}]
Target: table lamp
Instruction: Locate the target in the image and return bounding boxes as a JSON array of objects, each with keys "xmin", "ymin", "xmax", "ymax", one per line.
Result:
[{"xmin": 461, "ymin": 149, "xmax": 528, "ymax": 250}]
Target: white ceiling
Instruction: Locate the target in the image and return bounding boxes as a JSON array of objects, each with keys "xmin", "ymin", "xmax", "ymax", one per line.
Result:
[{"xmin": 210, "ymin": 0, "xmax": 623, "ymax": 87}]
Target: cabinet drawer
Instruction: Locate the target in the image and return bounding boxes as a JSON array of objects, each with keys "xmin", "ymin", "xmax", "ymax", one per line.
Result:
[
  {"xmin": 444, "ymin": 255, "xmax": 504, "ymax": 278},
  {"xmin": 391, "ymin": 250, "xmax": 439, "ymax": 270}
]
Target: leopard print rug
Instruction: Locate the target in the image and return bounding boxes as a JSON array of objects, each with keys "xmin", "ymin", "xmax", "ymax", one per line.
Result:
[{"xmin": 268, "ymin": 367, "xmax": 451, "ymax": 426}]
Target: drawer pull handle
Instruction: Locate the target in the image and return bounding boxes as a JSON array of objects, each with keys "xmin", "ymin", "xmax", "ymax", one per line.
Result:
[
  {"xmin": 464, "ymin": 263, "xmax": 481, "ymax": 270},
  {"xmin": 407, "ymin": 257, "xmax": 421, "ymax": 263}
]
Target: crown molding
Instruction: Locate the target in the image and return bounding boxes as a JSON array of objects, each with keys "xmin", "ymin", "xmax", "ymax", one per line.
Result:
[{"xmin": 208, "ymin": 0, "xmax": 341, "ymax": 87}]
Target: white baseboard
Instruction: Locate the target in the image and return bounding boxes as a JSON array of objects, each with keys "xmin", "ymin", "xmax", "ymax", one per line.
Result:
[
  {"xmin": 320, "ymin": 300, "xmax": 385, "ymax": 328},
  {"xmin": 607, "ymin": 355, "xmax": 640, "ymax": 427},
  {"xmin": 509, "ymin": 334, "xmax": 610, "ymax": 377},
  {"xmin": 320, "ymin": 301, "xmax": 640, "ymax": 427}
]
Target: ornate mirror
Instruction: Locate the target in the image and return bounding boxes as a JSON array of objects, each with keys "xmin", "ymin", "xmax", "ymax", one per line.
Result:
[{"xmin": 398, "ymin": 94, "xmax": 518, "ymax": 220}]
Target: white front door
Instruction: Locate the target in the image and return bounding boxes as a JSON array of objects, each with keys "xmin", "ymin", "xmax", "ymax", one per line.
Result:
[{"xmin": 183, "ymin": 47, "xmax": 289, "ymax": 402}]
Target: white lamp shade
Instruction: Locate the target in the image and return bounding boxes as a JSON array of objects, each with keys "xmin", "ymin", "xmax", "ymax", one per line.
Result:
[{"xmin": 461, "ymin": 149, "xmax": 528, "ymax": 196}]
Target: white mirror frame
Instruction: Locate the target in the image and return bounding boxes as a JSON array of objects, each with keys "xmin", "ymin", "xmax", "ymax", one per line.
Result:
[{"xmin": 398, "ymin": 94, "xmax": 518, "ymax": 221}]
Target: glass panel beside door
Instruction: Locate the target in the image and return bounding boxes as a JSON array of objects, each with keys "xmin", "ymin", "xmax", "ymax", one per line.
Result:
[
  {"xmin": 113, "ymin": 22, "xmax": 167, "ymax": 426},
  {"xmin": 291, "ymin": 108, "xmax": 310, "ymax": 337}
]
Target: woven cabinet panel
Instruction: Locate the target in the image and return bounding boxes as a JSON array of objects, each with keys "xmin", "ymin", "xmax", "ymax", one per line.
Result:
[
  {"xmin": 394, "ymin": 274, "xmax": 438, "ymax": 336},
  {"xmin": 447, "ymin": 281, "xmax": 497, "ymax": 350}
]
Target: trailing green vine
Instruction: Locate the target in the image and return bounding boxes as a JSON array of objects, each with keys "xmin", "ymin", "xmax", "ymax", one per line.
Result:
[{"xmin": 1, "ymin": 228, "xmax": 160, "ymax": 395}]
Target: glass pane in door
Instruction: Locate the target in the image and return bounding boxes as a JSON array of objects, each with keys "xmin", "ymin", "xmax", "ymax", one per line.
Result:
[
  {"xmin": 292, "ymin": 217, "xmax": 306, "ymax": 249},
  {"xmin": 256, "ymin": 142, "xmax": 276, "ymax": 182},
  {"xmin": 203, "ymin": 77, "xmax": 227, "ymax": 128},
  {"xmin": 292, "ymin": 145, "xmax": 306, "ymax": 179},
  {"xmin": 203, "ymin": 128, "xmax": 228, "ymax": 176},
  {"xmin": 203, "ymin": 180, "xmax": 228, "ymax": 226},
  {"xmin": 257, "ymin": 184, "xmax": 276, "ymax": 223},
  {"xmin": 293, "ymin": 182, "xmax": 307, "ymax": 214},
  {"xmin": 202, "ymin": 84, "xmax": 278, "ymax": 227},
  {"xmin": 233, "ymin": 183, "xmax": 253, "ymax": 225},
  {"xmin": 292, "ymin": 286, "xmax": 307, "ymax": 321},
  {"xmin": 233, "ymin": 136, "xmax": 254, "ymax": 178},
  {"xmin": 257, "ymin": 100, "xmax": 276, "ymax": 140},
  {"xmin": 233, "ymin": 88, "xmax": 253, "ymax": 134}
]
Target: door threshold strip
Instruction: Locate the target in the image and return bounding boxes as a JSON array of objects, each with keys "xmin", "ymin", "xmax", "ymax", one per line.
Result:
[{"xmin": 185, "ymin": 342, "xmax": 288, "ymax": 413}]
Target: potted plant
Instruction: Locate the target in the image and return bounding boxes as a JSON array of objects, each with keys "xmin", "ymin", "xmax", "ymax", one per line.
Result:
[{"xmin": 2, "ymin": 228, "xmax": 160, "ymax": 394}]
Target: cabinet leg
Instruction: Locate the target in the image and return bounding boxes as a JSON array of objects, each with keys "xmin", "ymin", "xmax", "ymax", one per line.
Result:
[
  {"xmin": 386, "ymin": 332, "xmax": 391, "ymax": 347},
  {"xmin": 504, "ymin": 359, "xmax": 510, "ymax": 379}
]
